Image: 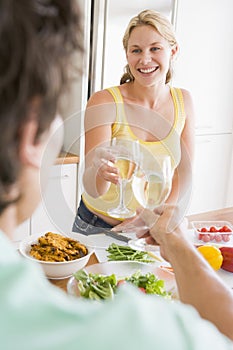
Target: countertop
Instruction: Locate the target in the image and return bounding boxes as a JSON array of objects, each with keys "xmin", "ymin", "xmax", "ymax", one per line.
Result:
[
  {"xmin": 49, "ymin": 206, "xmax": 233, "ymax": 292},
  {"xmin": 55, "ymin": 151, "xmax": 79, "ymax": 165},
  {"xmin": 188, "ymin": 207, "xmax": 233, "ymax": 223}
]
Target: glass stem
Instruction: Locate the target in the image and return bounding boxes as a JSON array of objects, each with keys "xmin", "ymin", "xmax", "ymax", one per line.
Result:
[{"xmin": 118, "ymin": 179, "xmax": 127, "ymax": 210}]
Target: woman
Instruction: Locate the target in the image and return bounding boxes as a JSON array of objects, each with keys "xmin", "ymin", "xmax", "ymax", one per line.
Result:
[{"xmin": 72, "ymin": 9, "xmax": 195, "ymax": 235}]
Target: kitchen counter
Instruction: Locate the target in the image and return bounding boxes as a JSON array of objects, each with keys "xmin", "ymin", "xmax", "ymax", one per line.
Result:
[
  {"xmin": 55, "ymin": 151, "xmax": 79, "ymax": 165},
  {"xmin": 50, "ymin": 206, "xmax": 233, "ymax": 292},
  {"xmin": 188, "ymin": 207, "xmax": 233, "ymax": 223}
]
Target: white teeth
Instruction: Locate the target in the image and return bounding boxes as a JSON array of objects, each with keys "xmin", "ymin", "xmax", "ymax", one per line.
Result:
[{"xmin": 138, "ymin": 67, "xmax": 156, "ymax": 74}]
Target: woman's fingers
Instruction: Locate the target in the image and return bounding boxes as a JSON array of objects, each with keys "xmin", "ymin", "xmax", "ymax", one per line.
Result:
[
  {"xmin": 99, "ymin": 159, "xmax": 119, "ymax": 184},
  {"xmin": 92, "ymin": 147, "xmax": 120, "ymax": 184},
  {"xmin": 112, "ymin": 209, "xmax": 159, "ymax": 233},
  {"xmin": 111, "ymin": 216, "xmax": 142, "ymax": 232}
]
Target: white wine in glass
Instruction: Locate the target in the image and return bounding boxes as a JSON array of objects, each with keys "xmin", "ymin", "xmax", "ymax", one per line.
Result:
[
  {"xmin": 107, "ymin": 138, "xmax": 140, "ymax": 219},
  {"xmin": 132, "ymin": 172, "xmax": 171, "ymax": 210},
  {"xmin": 115, "ymin": 158, "xmax": 137, "ymax": 181},
  {"xmin": 129, "ymin": 155, "xmax": 172, "ymax": 251}
]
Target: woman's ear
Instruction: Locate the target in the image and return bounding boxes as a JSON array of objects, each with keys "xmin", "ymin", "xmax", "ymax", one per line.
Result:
[
  {"xmin": 19, "ymin": 119, "xmax": 44, "ymax": 168},
  {"xmin": 171, "ymin": 44, "xmax": 179, "ymax": 61}
]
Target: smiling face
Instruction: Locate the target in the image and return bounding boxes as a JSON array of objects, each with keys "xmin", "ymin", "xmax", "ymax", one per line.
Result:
[{"xmin": 126, "ymin": 25, "xmax": 177, "ymax": 87}]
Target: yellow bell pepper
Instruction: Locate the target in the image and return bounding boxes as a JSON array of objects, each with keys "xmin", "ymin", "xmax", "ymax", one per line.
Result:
[{"xmin": 197, "ymin": 245, "xmax": 223, "ymax": 270}]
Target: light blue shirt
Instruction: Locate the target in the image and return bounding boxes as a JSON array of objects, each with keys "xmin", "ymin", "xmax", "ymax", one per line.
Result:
[{"xmin": 0, "ymin": 231, "xmax": 232, "ymax": 350}]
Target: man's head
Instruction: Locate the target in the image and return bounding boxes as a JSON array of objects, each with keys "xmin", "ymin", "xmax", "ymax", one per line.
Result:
[{"xmin": 0, "ymin": 0, "xmax": 82, "ymax": 216}]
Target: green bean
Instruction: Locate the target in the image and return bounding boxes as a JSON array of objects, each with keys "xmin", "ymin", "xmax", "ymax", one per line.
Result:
[{"xmin": 106, "ymin": 243, "xmax": 154, "ymax": 263}]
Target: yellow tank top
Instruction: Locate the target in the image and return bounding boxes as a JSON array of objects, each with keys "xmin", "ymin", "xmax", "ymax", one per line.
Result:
[{"xmin": 82, "ymin": 86, "xmax": 186, "ymax": 219}]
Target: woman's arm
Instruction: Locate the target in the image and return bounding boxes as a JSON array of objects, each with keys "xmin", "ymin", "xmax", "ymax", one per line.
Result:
[{"xmin": 82, "ymin": 90, "xmax": 119, "ymax": 197}]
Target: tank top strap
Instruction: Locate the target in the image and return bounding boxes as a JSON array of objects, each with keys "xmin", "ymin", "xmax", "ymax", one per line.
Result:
[
  {"xmin": 106, "ymin": 86, "xmax": 126, "ymax": 124},
  {"xmin": 170, "ymin": 87, "xmax": 186, "ymax": 129},
  {"xmin": 107, "ymin": 86, "xmax": 123, "ymax": 103},
  {"xmin": 107, "ymin": 86, "xmax": 131, "ymax": 138}
]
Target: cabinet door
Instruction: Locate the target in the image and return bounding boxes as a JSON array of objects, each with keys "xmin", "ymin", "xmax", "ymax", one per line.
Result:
[
  {"xmin": 12, "ymin": 219, "xmax": 30, "ymax": 245},
  {"xmin": 173, "ymin": 0, "xmax": 233, "ymax": 134},
  {"xmin": 31, "ymin": 164, "xmax": 77, "ymax": 235},
  {"xmin": 187, "ymin": 134, "xmax": 232, "ymax": 215},
  {"xmin": 226, "ymin": 150, "xmax": 233, "ymax": 207}
]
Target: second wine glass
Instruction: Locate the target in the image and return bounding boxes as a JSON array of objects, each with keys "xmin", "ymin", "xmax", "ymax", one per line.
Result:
[
  {"xmin": 129, "ymin": 154, "xmax": 172, "ymax": 251},
  {"xmin": 107, "ymin": 137, "xmax": 140, "ymax": 219}
]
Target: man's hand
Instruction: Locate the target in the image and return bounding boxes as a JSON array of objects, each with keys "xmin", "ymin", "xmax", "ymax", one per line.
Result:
[{"xmin": 148, "ymin": 205, "xmax": 189, "ymax": 261}]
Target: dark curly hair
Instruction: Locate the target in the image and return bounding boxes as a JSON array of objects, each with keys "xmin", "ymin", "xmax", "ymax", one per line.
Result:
[{"xmin": 0, "ymin": 0, "xmax": 83, "ymax": 213}]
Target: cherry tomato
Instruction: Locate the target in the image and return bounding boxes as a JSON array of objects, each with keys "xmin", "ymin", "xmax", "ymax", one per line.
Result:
[
  {"xmin": 117, "ymin": 280, "xmax": 126, "ymax": 287},
  {"xmin": 202, "ymin": 234, "xmax": 210, "ymax": 242},
  {"xmin": 210, "ymin": 226, "xmax": 217, "ymax": 232},
  {"xmin": 222, "ymin": 225, "xmax": 232, "ymax": 232},
  {"xmin": 207, "ymin": 234, "xmax": 214, "ymax": 240},
  {"xmin": 201, "ymin": 227, "xmax": 208, "ymax": 232},
  {"xmin": 222, "ymin": 234, "xmax": 231, "ymax": 242},
  {"xmin": 198, "ymin": 233, "xmax": 204, "ymax": 240},
  {"xmin": 214, "ymin": 234, "xmax": 222, "ymax": 242}
]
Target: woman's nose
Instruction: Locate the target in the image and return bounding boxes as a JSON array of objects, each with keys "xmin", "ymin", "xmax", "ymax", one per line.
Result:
[{"xmin": 139, "ymin": 52, "xmax": 152, "ymax": 65}]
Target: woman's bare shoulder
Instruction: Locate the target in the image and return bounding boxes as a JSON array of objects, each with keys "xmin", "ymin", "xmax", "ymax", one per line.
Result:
[
  {"xmin": 85, "ymin": 88, "xmax": 118, "ymax": 128},
  {"xmin": 179, "ymin": 88, "xmax": 193, "ymax": 104},
  {"xmin": 179, "ymin": 88, "xmax": 195, "ymax": 124},
  {"xmin": 87, "ymin": 89, "xmax": 115, "ymax": 107}
]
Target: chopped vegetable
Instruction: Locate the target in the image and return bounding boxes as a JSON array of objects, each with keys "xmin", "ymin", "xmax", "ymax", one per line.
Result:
[
  {"xmin": 73, "ymin": 269, "xmax": 171, "ymax": 300},
  {"xmin": 125, "ymin": 271, "xmax": 171, "ymax": 298},
  {"xmin": 73, "ymin": 270, "xmax": 117, "ymax": 300},
  {"xmin": 106, "ymin": 243, "xmax": 155, "ymax": 263}
]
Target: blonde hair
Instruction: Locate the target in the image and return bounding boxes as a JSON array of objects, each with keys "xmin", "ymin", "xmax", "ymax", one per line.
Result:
[{"xmin": 120, "ymin": 9, "xmax": 177, "ymax": 85}]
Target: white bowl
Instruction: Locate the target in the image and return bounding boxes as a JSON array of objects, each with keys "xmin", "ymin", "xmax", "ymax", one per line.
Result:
[{"xmin": 19, "ymin": 232, "xmax": 95, "ymax": 279}]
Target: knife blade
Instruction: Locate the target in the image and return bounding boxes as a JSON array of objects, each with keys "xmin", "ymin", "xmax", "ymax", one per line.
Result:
[{"xmin": 101, "ymin": 230, "xmax": 130, "ymax": 243}]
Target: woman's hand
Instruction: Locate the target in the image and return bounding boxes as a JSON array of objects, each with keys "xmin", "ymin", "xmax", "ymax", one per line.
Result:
[
  {"xmin": 92, "ymin": 147, "xmax": 119, "ymax": 185},
  {"xmin": 112, "ymin": 207, "xmax": 159, "ymax": 236},
  {"xmin": 83, "ymin": 146, "xmax": 120, "ymax": 197}
]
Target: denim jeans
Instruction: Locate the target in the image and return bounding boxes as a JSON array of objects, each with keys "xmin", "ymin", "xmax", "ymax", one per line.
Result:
[{"xmin": 72, "ymin": 198, "xmax": 113, "ymax": 235}]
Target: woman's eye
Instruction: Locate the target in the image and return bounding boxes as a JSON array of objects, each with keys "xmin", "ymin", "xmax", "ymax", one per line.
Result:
[
  {"xmin": 132, "ymin": 49, "xmax": 141, "ymax": 53},
  {"xmin": 151, "ymin": 47, "xmax": 160, "ymax": 52}
]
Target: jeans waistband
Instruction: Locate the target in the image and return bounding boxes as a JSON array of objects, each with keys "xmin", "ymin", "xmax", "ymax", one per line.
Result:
[{"xmin": 77, "ymin": 198, "xmax": 113, "ymax": 229}]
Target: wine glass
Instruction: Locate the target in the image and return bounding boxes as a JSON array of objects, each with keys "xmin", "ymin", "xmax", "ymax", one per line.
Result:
[
  {"xmin": 129, "ymin": 154, "xmax": 172, "ymax": 251},
  {"xmin": 107, "ymin": 137, "xmax": 140, "ymax": 219}
]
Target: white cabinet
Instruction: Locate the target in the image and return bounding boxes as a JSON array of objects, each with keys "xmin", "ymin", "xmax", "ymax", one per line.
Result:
[
  {"xmin": 174, "ymin": 0, "xmax": 233, "ymax": 135},
  {"xmin": 188, "ymin": 134, "xmax": 232, "ymax": 214},
  {"xmin": 12, "ymin": 163, "xmax": 77, "ymax": 243},
  {"xmin": 31, "ymin": 163, "xmax": 77, "ymax": 235},
  {"xmin": 173, "ymin": 0, "xmax": 233, "ymax": 214},
  {"xmin": 13, "ymin": 219, "xmax": 31, "ymax": 244},
  {"xmin": 226, "ymin": 153, "xmax": 233, "ymax": 207}
]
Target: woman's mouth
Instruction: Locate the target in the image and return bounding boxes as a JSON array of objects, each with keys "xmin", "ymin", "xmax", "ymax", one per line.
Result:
[{"xmin": 138, "ymin": 67, "xmax": 158, "ymax": 74}]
